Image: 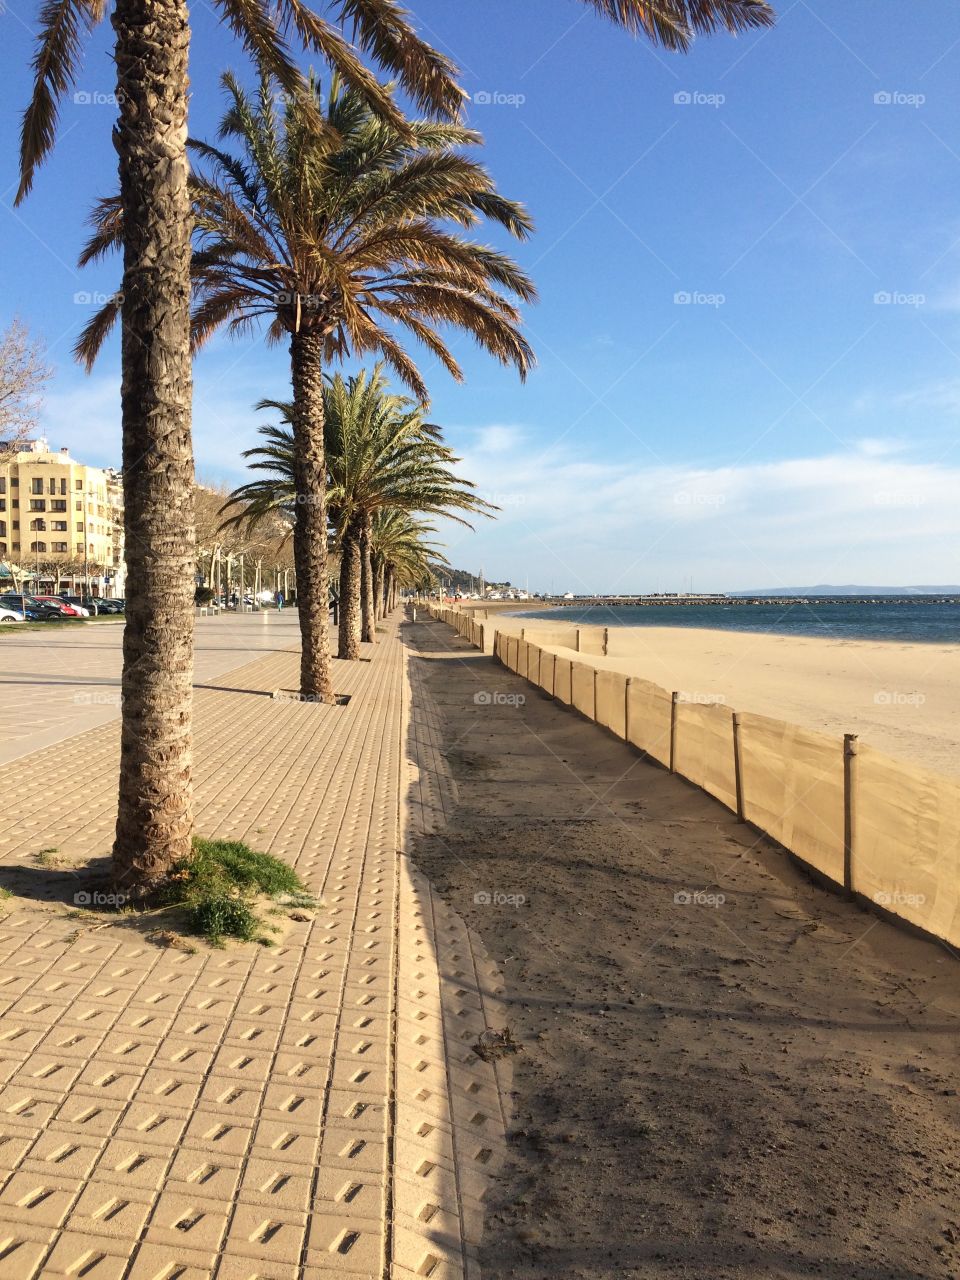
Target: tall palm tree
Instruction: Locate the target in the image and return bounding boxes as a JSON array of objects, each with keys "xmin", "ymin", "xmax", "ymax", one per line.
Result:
[
  {"xmin": 17, "ymin": 1, "xmax": 463, "ymax": 895},
  {"xmin": 78, "ymin": 68, "xmax": 534, "ymax": 697},
  {"xmin": 221, "ymin": 369, "xmax": 493, "ymax": 658}
]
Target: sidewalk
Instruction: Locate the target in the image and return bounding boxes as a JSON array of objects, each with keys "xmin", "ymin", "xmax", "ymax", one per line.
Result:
[{"xmin": 0, "ymin": 614, "xmax": 506, "ymax": 1279}]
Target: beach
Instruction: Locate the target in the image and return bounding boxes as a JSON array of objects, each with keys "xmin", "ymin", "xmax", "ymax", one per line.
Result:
[
  {"xmin": 505, "ymin": 619, "xmax": 960, "ymax": 778},
  {"xmin": 408, "ymin": 612, "xmax": 960, "ymax": 1280}
]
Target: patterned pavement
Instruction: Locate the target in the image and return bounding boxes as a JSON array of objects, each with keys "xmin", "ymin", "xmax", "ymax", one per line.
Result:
[{"xmin": 0, "ymin": 612, "xmax": 509, "ymax": 1279}]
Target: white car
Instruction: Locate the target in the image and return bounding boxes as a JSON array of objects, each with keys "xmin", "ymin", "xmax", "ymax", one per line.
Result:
[{"xmin": 0, "ymin": 607, "xmax": 25, "ymax": 623}]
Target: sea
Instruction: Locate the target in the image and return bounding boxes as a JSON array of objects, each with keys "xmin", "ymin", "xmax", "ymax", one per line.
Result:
[{"xmin": 513, "ymin": 599, "xmax": 960, "ymax": 645}]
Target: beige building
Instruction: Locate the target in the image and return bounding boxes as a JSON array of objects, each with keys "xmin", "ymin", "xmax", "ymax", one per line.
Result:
[{"xmin": 0, "ymin": 438, "xmax": 124, "ymax": 596}]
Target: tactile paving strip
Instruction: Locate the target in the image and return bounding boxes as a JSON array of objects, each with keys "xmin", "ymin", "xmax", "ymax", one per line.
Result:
[{"xmin": 392, "ymin": 623, "xmax": 513, "ymax": 1280}]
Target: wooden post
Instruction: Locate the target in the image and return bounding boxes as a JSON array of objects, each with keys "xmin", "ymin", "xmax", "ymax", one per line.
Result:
[
  {"xmin": 669, "ymin": 691, "xmax": 680, "ymax": 773},
  {"xmin": 625, "ymin": 677, "xmax": 633, "ymax": 744},
  {"xmin": 843, "ymin": 733, "xmax": 859, "ymax": 894},
  {"xmin": 603, "ymin": 626, "xmax": 609, "ymax": 656},
  {"xmin": 732, "ymin": 712, "xmax": 746, "ymax": 822}
]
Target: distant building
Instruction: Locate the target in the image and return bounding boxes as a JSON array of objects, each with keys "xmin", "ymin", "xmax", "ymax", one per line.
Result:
[{"xmin": 0, "ymin": 438, "xmax": 124, "ymax": 596}]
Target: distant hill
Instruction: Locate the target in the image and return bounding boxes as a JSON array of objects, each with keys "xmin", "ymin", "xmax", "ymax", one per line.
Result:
[
  {"xmin": 733, "ymin": 585, "xmax": 960, "ymax": 597},
  {"xmin": 427, "ymin": 564, "xmax": 511, "ymax": 593}
]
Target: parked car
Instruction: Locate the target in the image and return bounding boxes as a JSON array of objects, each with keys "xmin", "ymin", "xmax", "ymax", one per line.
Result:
[
  {"xmin": 0, "ymin": 595, "xmax": 64, "ymax": 621},
  {"xmin": 59, "ymin": 595, "xmax": 99, "ymax": 616},
  {"xmin": 32, "ymin": 596, "xmax": 84, "ymax": 617},
  {"xmin": 92, "ymin": 598, "xmax": 125, "ymax": 614},
  {"xmin": 0, "ymin": 607, "xmax": 24, "ymax": 623}
]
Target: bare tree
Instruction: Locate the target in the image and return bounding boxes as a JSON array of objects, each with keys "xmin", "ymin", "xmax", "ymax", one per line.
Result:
[{"xmin": 0, "ymin": 318, "xmax": 52, "ymax": 452}]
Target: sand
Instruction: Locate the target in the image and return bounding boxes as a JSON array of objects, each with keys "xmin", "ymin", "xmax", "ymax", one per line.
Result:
[
  {"xmin": 517, "ymin": 622, "xmax": 960, "ymax": 778},
  {"xmin": 408, "ymin": 614, "xmax": 960, "ymax": 1279}
]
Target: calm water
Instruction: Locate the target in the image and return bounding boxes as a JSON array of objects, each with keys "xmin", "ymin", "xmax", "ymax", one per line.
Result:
[{"xmin": 514, "ymin": 600, "xmax": 960, "ymax": 644}]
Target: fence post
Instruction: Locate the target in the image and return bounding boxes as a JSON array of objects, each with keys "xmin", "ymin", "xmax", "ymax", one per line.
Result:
[
  {"xmin": 843, "ymin": 733, "xmax": 859, "ymax": 894},
  {"xmin": 603, "ymin": 627, "xmax": 609, "ymax": 656},
  {"xmin": 669, "ymin": 691, "xmax": 680, "ymax": 773},
  {"xmin": 625, "ymin": 677, "xmax": 633, "ymax": 744},
  {"xmin": 732, "ymin": 712, "xmax": 745, "ymax": 822}
]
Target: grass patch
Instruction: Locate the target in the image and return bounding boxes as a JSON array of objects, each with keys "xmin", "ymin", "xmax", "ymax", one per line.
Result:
[{"xmin": 162, "ymin": 838, "xmax": 314, "ymax": 947}]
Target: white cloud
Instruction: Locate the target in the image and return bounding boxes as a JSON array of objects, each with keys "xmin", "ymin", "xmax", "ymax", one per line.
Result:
[{"xmin": 437, "ymin": 432, "xmax": 960, "ymax": 592}]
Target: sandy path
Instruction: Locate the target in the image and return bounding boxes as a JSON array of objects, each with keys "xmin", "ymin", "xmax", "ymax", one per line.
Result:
[
  {"xmin": 510, "ymin": 622, "xmax": 960, "ymax": 777},
  {"xmin": 406, "ymin": 615, "xmax": 960, "ymax": 1280}
]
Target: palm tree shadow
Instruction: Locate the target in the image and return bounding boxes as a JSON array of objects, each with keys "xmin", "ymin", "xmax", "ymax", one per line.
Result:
[{"xmin": 0, "ymin": 858, "xmax": 190, "ymax": 943}]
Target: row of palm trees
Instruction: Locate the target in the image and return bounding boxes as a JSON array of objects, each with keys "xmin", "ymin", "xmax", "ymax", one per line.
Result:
[
  {"xmin": 220, "ymin": 365, "xmax": 485, "ymax": 660},
  {"xmin": 17, "ymin": 0, "xmax": 775, "ymax": 895}
]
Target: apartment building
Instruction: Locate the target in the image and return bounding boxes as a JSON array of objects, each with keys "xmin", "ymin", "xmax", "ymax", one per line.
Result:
[{"xmin": 0, "ymin": 438, "xmax": 124, "ymax": 595}]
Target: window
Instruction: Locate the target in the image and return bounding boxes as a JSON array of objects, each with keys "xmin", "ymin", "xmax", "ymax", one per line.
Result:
[
  {"xmin": 29, "ymin": 499, "xmax": 45, "ymax": 512},
  {"xmin": 76, "ymin": 522, "xmax": 83, "ymax": 533},
  {"xmin": 52, "ymin": 542, "xmax": 68, "ymax": 553},
  {"xmin": 0, "ymin": 522, "xmax": 5, "ymax": 537},
  {"xmin": 10, "ymin": 477, "xmax": 18, "ymax": 486},
  {"xmin": 52, "ymin": 521, "xmax": 67, "ymax": 532},
  {"xmin": 31, "ymin": 478, "xmax": 43, "ymax": 494},
  {"xmin": 0, "ymin": 478, "xmax": 5, "ymax": 493},
  {"xmin": 51, "ymin": 500, "xmax": 67, "ymax": 512},
  {"xmin": 30, "ymin": 541, "xmax": 46, "ymax": 553},
  {"xmin": 29, "ymin": 519, "xmax": 46, "ymax": 532},
  {"xmin": 75, "ymin": 543, "xmax": 84, "ymax": 554},
  {"xmin": 75, "ymin": 479, "xmax": 82, "ymax": 490},
  {"xmin": 12, "ymin": 521, "xmax": 19, "ymax": 531},
  {"xmin": 60, "ymin": 479, "xmax": 66, "ymax": 495},
  {"xmin": 75, "ymin": 501, "xmax": 82, "ymax": 512},
  {"xmin": 11, "ymin": 500, "xmax": 18, "ymax": 509},
  {"xmin": 48, "ymin": 478, "xmax": 56, "ymax": 495},
  {"xmin": 0, "ymin": 544, "xmax": 5, "ymax": 556},
  {"xmin": 0, "ymin": 500, "xmax": 4, "ymax": 512}
]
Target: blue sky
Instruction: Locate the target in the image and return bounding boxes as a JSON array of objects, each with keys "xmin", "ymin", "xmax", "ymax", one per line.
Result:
[{"xmin": 3, "ymin": 1, "xmax": 960, "ymax": 591}]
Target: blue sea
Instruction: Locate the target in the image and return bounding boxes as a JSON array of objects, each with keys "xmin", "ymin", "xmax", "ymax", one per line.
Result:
[{"xmin": 514, "ymin": 599, "xmax": 960, "ymax": 645}]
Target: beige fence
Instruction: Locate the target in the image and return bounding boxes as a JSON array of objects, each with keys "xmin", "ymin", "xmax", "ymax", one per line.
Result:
[{"xmin": 424, "ymin": 604, "xmax": 960, "ymax": 949}]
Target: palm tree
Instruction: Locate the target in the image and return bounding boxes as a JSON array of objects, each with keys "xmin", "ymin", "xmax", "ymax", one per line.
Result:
[
  {"xmin": 370, "ymin": 507, "xmax": 444, "ymax": 615},
  {"xmin": 578, "ymin": 1, "xmax": 773, "ymax": 49},
  {"xmin": 78, "ymin": 68, "xmax": 534, "ymax": 697},
  {"xmin": 222, "ymin": 368, "xmax": 493, "ymax": 658},
  {"xmin": 17, "ymin": 0, "xmax": 464, "ymax": 895}
]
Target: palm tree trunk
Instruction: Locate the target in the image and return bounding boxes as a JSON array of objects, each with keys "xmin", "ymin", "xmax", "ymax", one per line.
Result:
[
  {"xmin": 290, "ymin": 332, "xmax": 334, "ymax": 702},
  {"xmin": 373, "ymin": 558, "xmax": 385, "ymax": 621},
  {"xmin": 338, "ymin": 518, "xmax": 362, "ymax": 659},
  {"xmin": 111, "ymin": 0, "xmax": 196, "ymax": 896},
  {"xmin": 385, "ymin": 568, "xmax": 395, "ymax": 614},
  {"xmin": 360, "ymin": 513, "xmax": 376, "ymax": 644}
]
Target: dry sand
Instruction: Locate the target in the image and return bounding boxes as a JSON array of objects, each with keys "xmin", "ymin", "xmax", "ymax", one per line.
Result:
[
  {"xmin": 522, "ymin": 622, "xmax": 960, "ymax": 777},
  {"xmin": 407, "ymin": 614, "xmax": 960, "ymax": 1280}
]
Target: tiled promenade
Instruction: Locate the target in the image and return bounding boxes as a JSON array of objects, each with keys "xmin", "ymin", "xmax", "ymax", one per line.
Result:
[{"xmin": 0, "ymin": 613, "xmax": 507, "ymax": 1279}]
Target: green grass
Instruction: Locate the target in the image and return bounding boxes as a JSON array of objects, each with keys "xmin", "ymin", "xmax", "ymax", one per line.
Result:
[{"xmin": 163, "ymin": 838, "xmax": 313, "ymax": 947}]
